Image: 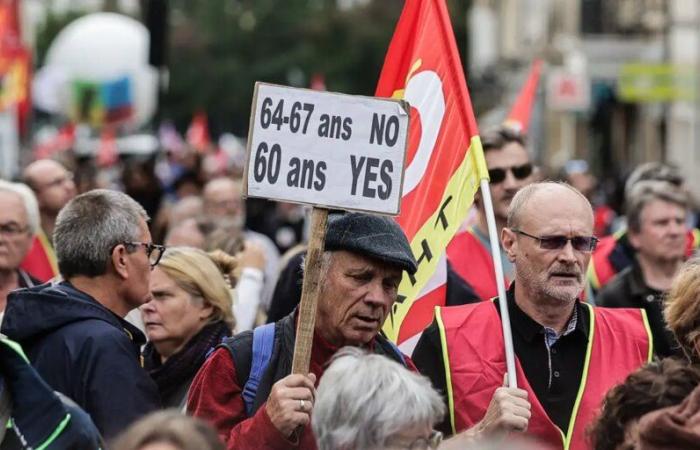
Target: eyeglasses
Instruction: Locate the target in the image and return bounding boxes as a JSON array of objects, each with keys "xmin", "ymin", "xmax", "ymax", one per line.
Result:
[
  {"xmin": 122, "ymin": 242, "xmax": 166, "ymax": 268},
  {"xmin": 386, "ymin": 430, "xmax": 443, "ymax": 450},
  {"xmin": 488, "ymin": 163, "xmax": 533, "ymax": 184},
  {"xmin": 37, "ymin": 173, "xmax": 74, "ymax": 191},
  {"xmin": 0, "ymin": 222, "xmax": 29, "ymax": 237},
  {"xmin": 512, "ymin": 229, "xmax": 599, "ymax": 252}
]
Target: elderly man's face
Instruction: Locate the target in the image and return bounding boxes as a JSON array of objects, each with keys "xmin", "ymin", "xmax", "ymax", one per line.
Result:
[
  {"xmin": 202, "ymin": 179, "xmax": 244, "ymax": 221},
  {"xmin": 316, "ymin": 251, "xmax": 402, "ymax": 347},
  {"xmin": 630, "ymin": 199, "xmax": 687, "ymax": 263},
  {"xmin": 503, "ymin": 187, "xmax": 594, "ymax": 304},
  {"xmin": 26, "ymin": 161, "xmax": 76, "ymax": 215},
  {"xmin": 0, "ymin": 191, "xmax": 33, "ymax": 272}
]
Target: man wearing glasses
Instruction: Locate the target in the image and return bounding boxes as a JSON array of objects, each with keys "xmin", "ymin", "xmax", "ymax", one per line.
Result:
[
  {"xmin": 0, "ymin": 181, "xmax": 41, "ymax": 321},
  {"xmin": 414, "ymin": 182, "xmax": 652, "ymax": 449},
  {"xmin": 2, "ymin": 189, "xmax": 163, "ymax": 439},
  {"xmin": 447, "ymin": 125, "xmax": 535, "ymax": 301}
]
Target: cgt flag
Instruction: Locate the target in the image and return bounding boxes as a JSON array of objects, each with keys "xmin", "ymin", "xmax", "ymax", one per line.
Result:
[{"xmin": 376, "ymin": 0, "xmax": 489, "ymax": 346}]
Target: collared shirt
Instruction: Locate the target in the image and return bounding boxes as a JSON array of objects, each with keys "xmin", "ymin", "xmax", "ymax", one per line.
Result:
[
  {"xmin": 413, "ymin": 284, "xmax": 590, "ymax": 434},
  {"xmin": 503, "ymin": 285, "xmax": 589, "ymax": 432}
]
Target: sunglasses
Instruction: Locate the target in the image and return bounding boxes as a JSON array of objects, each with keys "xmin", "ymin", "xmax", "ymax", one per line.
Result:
[
  {"xmin": 488, "ymin": 163, "xmax": 533, "ymax": 184},
  {"xmin": 512, "ymin": 229, "xmax": 598, "ymax": 252}
]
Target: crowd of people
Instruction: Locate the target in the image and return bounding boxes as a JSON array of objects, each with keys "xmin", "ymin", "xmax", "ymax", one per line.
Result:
[{"xmin": 0, "ymin": 123, "xmax": 698, "ymax": 450}]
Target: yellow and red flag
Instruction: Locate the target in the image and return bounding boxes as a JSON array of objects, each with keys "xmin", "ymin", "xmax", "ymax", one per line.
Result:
[{"xmin": 376, "ymin": 0, "xmax": 489, "ymax": 346}]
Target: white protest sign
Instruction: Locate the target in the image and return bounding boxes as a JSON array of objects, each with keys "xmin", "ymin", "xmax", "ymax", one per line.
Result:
[{"xmin": 245, "ymin": 82, "xmax": 410, "ymax": 215}]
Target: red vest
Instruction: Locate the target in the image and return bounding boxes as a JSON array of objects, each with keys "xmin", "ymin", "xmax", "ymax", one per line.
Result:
[
  {"xmin": 447, "ymin": 228, "xmax": 508, "ymax": 300},
  {"xmin": 436, "ymin": 301, "xmax": 652, "ymax": 450},
  {"xmin": 19, "ymin": 231, "xmax": 58, "ymax": 282}
]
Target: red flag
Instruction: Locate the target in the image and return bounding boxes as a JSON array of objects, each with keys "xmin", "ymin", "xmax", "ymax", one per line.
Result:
[
  {"xmin": 96, "ymin": 127, "xmax": 118, "ymax": 167},
  {"xmin": 504, "ymin": 59, "xmax": 543, "ymax": 134},
  {"xmin": 33, "ymin": 123, "xmax": 75, "ymax": 160},
  {"xmin": 187, "ymin": 110, "xmax": 211, "ymax": 153},
  {"xmin": 376, "ymin": 0, "xmax": 488, "ymax": 345}
]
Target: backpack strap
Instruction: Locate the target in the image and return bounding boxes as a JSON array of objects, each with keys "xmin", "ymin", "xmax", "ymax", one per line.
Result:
[{"xmin": 242, "ymin": 323, "xmax": 276, "ymax": 416}]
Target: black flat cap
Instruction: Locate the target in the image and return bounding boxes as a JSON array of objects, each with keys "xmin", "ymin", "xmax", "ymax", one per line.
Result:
[{"xmin": 325, "ymin": 212, "xmax": 417, "ymax": 275}]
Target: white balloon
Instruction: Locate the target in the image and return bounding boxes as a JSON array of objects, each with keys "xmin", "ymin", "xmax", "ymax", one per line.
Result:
[{"xmin": 37, "ymin": 12, "xmax": 157, "ymax": 130}]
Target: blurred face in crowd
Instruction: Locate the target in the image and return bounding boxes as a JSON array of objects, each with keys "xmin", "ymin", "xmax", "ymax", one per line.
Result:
[
  {"xmin": 24, "ymin": 160, "xmax": 76, "ymax": 216},
  {"xmin": 165, "ymin": 219, "xmax": 206, "ymax": 249},
  {"xmin": 202, "ymin": 178, "xmax": 244, "ymax": 223},
  {"xmin": 630, "ymin": 199, "xmax": 687, "ymax": 263},
  {"xmin": 484, "ymin": 142, "xmax": 534, "ymax": 220},
  {"xmin": 141, "ymin": 266, "xmax": 212, "ymax": 359},
  {"xmin": 503, "ymin": 185, "xmax": 594, "ymax": 304},
  {"xmin": 139, "ymin": 443, "xmax": 180, "ymax": 450},
  {"xmin": 0, "ymin": 191, "xmax": 33, "ymax": 272},
  {"xmin": 316, "ymin": 251, "xmax": 402, "ymax": 346}
]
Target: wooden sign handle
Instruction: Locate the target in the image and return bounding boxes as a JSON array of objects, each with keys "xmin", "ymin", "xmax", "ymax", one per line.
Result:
[{"xmin": 291, "ymin": 207, "xmax": 328, "ymax": 374}]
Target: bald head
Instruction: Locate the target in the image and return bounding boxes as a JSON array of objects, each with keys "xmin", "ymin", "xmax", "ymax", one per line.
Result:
[
  {"xmin": 23, "ymin": 159, "xmax": 76, "ymax": 216},
  {"xmin": 507, "ymin": 182, "xmax": 593, "ymax": 230},
  {"xmin": 202, "ymin": 177, "xmax": 244, "ymax": 222}
]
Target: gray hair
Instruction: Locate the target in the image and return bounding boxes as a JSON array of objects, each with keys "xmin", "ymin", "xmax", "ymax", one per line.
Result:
[
  {"xmin": 626, "ymin": 180, "xmax": 688, "ymax": 234},
  {"xmin": 54, "ymin": 189, "xmax": 148, "ymax": 278},
  {"xmin": 624, "ymin": 162, "xmax": 684, "ymax": 199},
  {"xmin": 507, "ymin": 181, "xmax": 592, "ymax": 229},
  {"xmin": 312, "ymin": 346, "xmax": 445, "ymax": 450},
  {"xmin": 0, "ymin": 180, "xmax": 40, "ymax": 235}
]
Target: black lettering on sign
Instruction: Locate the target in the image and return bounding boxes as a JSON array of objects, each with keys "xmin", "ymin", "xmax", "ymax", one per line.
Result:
[
  {"xmin": 378, "ymin": 160, "xmax": 393, "ymax": 200},
  {"xmin": 253, "ymin": 142, "xmax": 282, "ymax": 184},
  {"xmin": 314, "ymin": 161, "xmax": 327, "ymax": 191},
  {"xmin": 286, "ymin": 157, "xmax": 326, "ymax": 191},
  {"xmin": 408, "ymin": 239, "xmax": 432, "ymax": 285},
  {"xmin": 369, "ymin": 113, "xmax": 400, "ymax": 147},
  {"xmin": 318, "ymin": 114, "xmax": 352, "ymax": 140},
  {"xmin": 363, "ymin": 157, "xmax": 379, "ymax": 198},
  {"xmin": 350, "ymin": 155, "xmax": 364, "ymax": 195},
  {"xmin": 434, "ymin": 196, "xmax": 452, "ymax": 231},
  {"xmin": 341, "ymin": 117, "xmax": 353, "ymax": 141}
]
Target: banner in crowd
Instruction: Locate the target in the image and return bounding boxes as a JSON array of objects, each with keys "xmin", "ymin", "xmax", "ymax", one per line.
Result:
[{"xmin": 376, "ymin": 0, "xmax": 488, "ymax": 345}]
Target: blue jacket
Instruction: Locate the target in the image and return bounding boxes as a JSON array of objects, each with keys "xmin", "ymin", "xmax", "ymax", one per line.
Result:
[{"xmin": 1, "ymin": 282, "xmax": 160, "ymax": 439}]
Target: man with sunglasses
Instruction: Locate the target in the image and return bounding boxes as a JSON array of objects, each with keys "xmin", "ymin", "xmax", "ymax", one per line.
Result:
[
  {"xmin": 447, "ymin": 126, "xmax": 535, "ymax": 301},
  {"xmin": 2, "ymin": 189, "xmax": 162, "ymax": 439},
  {"xmin": 414, "ymin": 182, "xmax": 652, "ymax": 449}
]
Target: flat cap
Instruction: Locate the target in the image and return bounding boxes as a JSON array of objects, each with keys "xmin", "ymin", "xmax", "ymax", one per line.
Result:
[{"xmin": 325, "ymin": 212, "xmax": 417, "ymax": 275}]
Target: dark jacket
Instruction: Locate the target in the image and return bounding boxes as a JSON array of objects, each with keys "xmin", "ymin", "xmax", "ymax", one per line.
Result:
[
  {"xmin": 596, "ymin": 262, "xmax": 679, "ymax": 358},
  {"xmin": 0, "ymin": 282, "xmax": 160, "ymax": 439},
  {"xmin": 0, "ymin": 337, "xmax": 103, "ymax": 449}
]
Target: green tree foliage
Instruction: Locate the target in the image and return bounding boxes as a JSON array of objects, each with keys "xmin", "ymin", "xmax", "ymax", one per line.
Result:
[{"xmin": 162, "ymin": 0, "xmax": 471, "ymax": 137}]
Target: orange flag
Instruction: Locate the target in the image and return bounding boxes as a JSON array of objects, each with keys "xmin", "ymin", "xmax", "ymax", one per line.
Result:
[
  {"xmin": 187, "ymin": 110, "xmax": 211, "ymax": 153},
  {"xmin": 504, "ymin": 59, "xmax": 543, "ymax": 134},
  {"xmin": 376, "ymin": 0, "xmax": 488, "ymax": 345}
]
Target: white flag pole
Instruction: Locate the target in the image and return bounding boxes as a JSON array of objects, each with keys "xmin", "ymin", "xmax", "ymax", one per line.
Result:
[{"xmin": 479, "ymin": 178, "xmax": 517, "ymax": 388}]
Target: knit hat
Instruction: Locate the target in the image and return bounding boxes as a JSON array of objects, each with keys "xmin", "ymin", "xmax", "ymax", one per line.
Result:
[{"xmin": 325, "ymin": 212, "xmax": 417, "ymax": 275}]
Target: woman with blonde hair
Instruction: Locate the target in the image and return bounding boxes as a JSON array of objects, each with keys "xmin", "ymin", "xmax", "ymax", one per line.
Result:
[
  {"xmin": 140, "ymin": 247, "xmax": 237, "ymax": 408},
  {"xmin": 112, "ymin": 410, "xmax": 224, "ymax": 450},
  {"xmin": 664, "ymin": 257, "xmax": 700, "ymax": 364}
]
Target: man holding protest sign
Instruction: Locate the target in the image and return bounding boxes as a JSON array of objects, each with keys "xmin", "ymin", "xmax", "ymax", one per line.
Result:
[
  {"xmin": 414, "ymin": 182, "xmax": 652, "ymax": 449},
  {"xmin": 187, "ymin": 211, "xmax": 417, "ymax": 449},
  {"xmin": 188, "ymin": 83, "xmax": 419, "ymax": 449}
]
